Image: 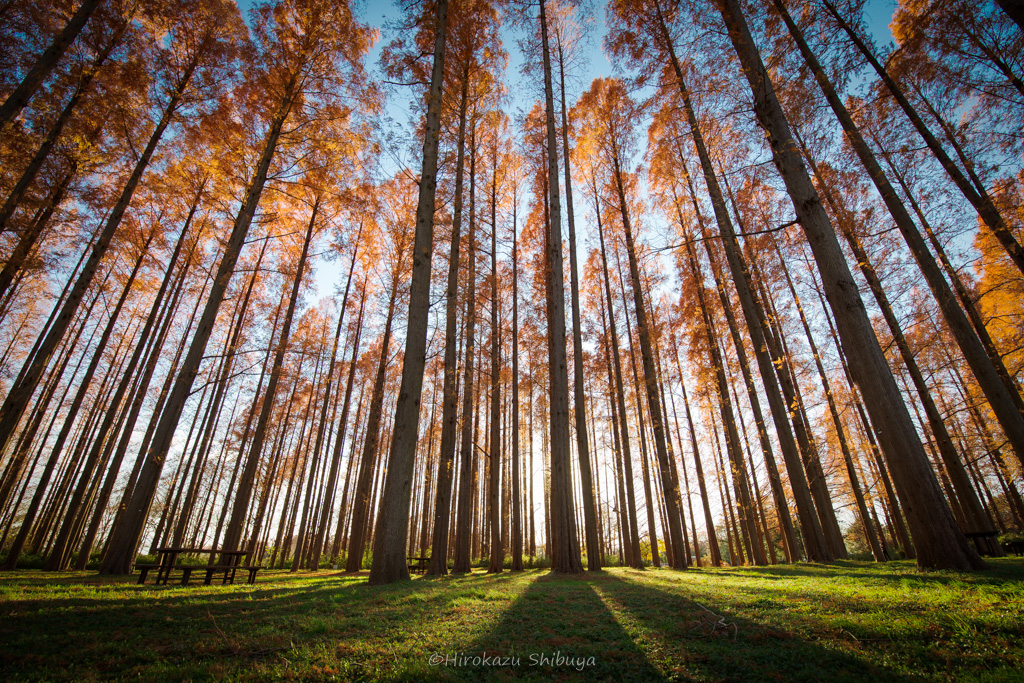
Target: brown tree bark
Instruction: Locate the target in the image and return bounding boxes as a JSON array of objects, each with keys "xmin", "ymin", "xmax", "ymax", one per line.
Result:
[
  {"xmin": 453, "ymin": 120, "xmax": 480, "ymax": 574},
  {"xmin": 620, "ymin": 292, "xmax": 662, "ymax": 567},
  {"xmin": 487, "ymin": 135, "xmax": 503, "ymax": 574},
  {"xmin": 309, "ymin": 228, "xmax": 363, "ymax": 570},
  {"xmin": 661, "ymin": 41, "xmax": 830, "ymax": 559},
  {"xmin": 100, "ymin": 75, "xmax": 301, "ymax": 574},
  {"xmin": 0, "ymin": 0, "xmax": 103, "ymax": 131},
  {"xmin": 600, "ymin": 291, "xmax": 633, "ymax": 567},
  {"xmin": 594, "ymin": 192, "xmax": 643, "ymax": 568},
  {"xmin": 665, "ymin": 327, "xmax": 709, "ymax": 566},
  {"xmin": 368, "ymin": 0, "xmax": 450, "ymax": 584},
  {"xmin": 555, "ymin": 26, "xmax": 600, "ymax": 572},
  {"xmin": 772, "ymin": 241, "xmax": 884, "ymax": 561},
  {"xmin": 717, "ymin": 0, "xmax": 984, "ymax": 570},
  {"xmin": 683, "ymin": 238, "xmax": 765, "ymax": 565},
  {"xmin": 510, "ymin": 190, "xmax": 523, "ymax": 571},
  {"xmin": 672, "ymin": 179, "xmax": 798, "ymax": 562},
  {"xmin": 818, "ymin": 0, "xmax": 1024, "ymax": 278},
  {"xmin": 222, "ymin": 198, "xmax": 319, "ymax": 557},
  {"xmin": 347, "ymin": 258, "xmax": 403, "ymax": 572},
  {"xmin": 538, "ymin": 0, "xmax": 583, "ymax": 574},
  {"xmin": 329, "ymin": 282, "xmax": 368, "ymax": 561},
  {"xmin": 608, "ymin": 135, "xmax": 686, "ymax": 569},
  {"xmin": 426, "ymin": 64, "xmax": 470, "ymax": 577},
  {"xmin": 745, "ymin": 245, "xmax": 847, "ymax": 559},
  {"xmin": 777, "ymin": 0, "xmax": 1024, "ymax": 478}
]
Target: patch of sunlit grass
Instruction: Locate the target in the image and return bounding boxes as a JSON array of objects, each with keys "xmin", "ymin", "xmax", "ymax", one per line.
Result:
[{"xmin": 0, "ymin": 559, "xmax": 1022, "ymax": 680}]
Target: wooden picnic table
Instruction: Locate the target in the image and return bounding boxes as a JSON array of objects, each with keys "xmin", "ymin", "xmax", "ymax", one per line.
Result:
[
  {"xmin": 963, "ymin": 531, "xmax": 1001, "ymax": 556},
  {"xmin": 137, "ymin": 547, "xmax": 262, "ymax": 586},
  {"xmin": 407, "ymin": 556, "xmax": 430, "ymax": 574}
]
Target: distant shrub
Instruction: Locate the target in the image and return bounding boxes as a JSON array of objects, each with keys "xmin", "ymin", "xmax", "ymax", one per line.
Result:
[
  {"xmin": 523, "ymin": 555, "xmax": 551, "ymax": 570},
  {"xmin": 1, "ymin": 552, "xmax": 45, "ymax": 569}
]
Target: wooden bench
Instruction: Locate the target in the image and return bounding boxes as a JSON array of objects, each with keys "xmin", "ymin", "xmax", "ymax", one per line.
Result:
[
  {"xmin": 137, "ymin": 547, "xmax": 262, "ymax": 586},
  {"xmin": 964, "ymin": 531, "xmax": 1001, "ymax": 556},
  {"xmin": 200, "ymin": 563, "xmax": 263, "ymax": 585},
  {"xmin": 136, "ymin": 563, "xmax": 163, "ymax": 585},
  {"xmin": 407, "ymin": 556, "xmax": 430, "ymax": 574},
  {"xmin": 1002, "ymin": 540, "xmax": 1024, "ymax": 556}
]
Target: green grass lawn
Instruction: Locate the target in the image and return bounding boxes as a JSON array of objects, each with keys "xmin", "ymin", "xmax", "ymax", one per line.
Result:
[{"xmin": 1, "ymin": 558, "xmax": 1023, "ymax": 681}]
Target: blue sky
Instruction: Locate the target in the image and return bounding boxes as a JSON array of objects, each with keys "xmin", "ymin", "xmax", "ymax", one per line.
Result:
[
  {"xmin": 228, "ymin": 0, "xmax": 900, "ymax": 533},
  {"xmin": 231, "ymin": 0, "xmax": 899, "ymax": 302},
  {"xmin": 232, "ymin": 0, "xmax": 898, "ymax": 136}
]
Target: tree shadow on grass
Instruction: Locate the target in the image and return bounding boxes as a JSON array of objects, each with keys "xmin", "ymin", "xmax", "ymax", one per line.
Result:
[
  {"xmin": 716, "ymin": 557, "xmax": 1019, "ymax": 577},
  {"xmin": 696, "ymin": 561, "xmax": 1024, "ymax": 598},
  {"xmin": 448, "ymin": 570, "xmax": 663, "ymax": 682},
  {"xmin": 589, "ymin": 571, "xmax": 915, "ymax": 682},
  {"xmin": 0, "ymin": 570, "xmax": 501, "ymax": 681}
]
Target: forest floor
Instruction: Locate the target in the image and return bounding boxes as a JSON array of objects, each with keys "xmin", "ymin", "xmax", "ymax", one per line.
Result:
[{"xmin": 0, "ymin": 558, "xmax": 1022, "ymax": 681}]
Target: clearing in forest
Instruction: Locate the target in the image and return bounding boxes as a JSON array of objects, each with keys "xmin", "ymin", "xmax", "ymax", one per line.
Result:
[{"xmin": 1, "ymin": 559, "xmax": 1023, "ymax": 681}]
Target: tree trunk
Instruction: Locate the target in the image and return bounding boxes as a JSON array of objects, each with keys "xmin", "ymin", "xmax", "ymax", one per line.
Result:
[
  {"xmin": 487, "ymin": 136, "xmax": 503, "ymax": 574},
  {"xmin": 291, "ymin": 342, "xmax": 328, "ymax": 571},
  {"xmin": 672, "ymin": 179, "xmax": 798, "ymax": 562},
  {"xmin": 43, "ymin": 228, "xmax": 163, "ymax": 570},
  {"xmin": 100, "ymin": 80, "xmax": 298, "ymax": 574},
  {"xmin": 609, "ymin": 142, "xmax": 686, "ymax": 569},
  {"xmin": 818, "ymin": 0, "xmax": 1024, "ymax": 278},
  {"xmin": 309, "ymin": 230, "xmax": 362, "ymax": 571},
  {"xmin": 2, "ymin": 245, "xmax": 144, "ymax": 571},
  {"xmin": 620, "ymin": 287, "xmax": 661, "ymax": 567},
  {"xmin": 0, "ymin": 58, "xmax": 197, "ymax": 466},
  {"xmin": 347, "ymin": 261, "xmax": 402, "ymax": 572},
  {"xmin": 667, "ymin": 328, "xmax": 713, "ymax": 566},
  {"xmin": 658, "ymin": 28, "xmax": 830, "ymax": 559},
  {"xmin": 600, "ymin": 296, "xmax": 633, "ymax": 567},
  {"xmin": 772, "ymin": 241, "xmax": 884, "ymax": 561},
  {"xmin": 0, "ymin": 0, "xmax": 103, "ymax": 131},
  {"xmin": 538, "ymin": 0, "xmax": 582, "ymax": 574},
  {"xmin": 329, "ymin": 282, "xmax": 368, "ymax": 561},
  {"xmin": 220, "ymin": 198, "xmax": 318, "ymax": 557},
  {"xmin": 426, "ymin": 65, "xmax": 469, "ymax": 577},
  {"xmin": 367, "ymin": 0, "xmax": 449, "ymax": 585},
  {"xmin": 0, "ymin": 311, "xmax": 85, "ymax": 549},
  {"xmin": 555, "ymin": 29, "xmax": 600, "ymax": 572},
  {"xmin": 717, "ymin": 0, "xmax": 984, "ymax": 570},
  {"xmin": 683, "ymin": 238, "xmax": 765, "ymax": 565},
  {"xmin": 594, "ymin": 192, "xmax": 644, "ymax": 568},
  {"xmin": 453, "ymin": 132, "xmax": 479, "ymax": 573},
  {"xmin": 777, "ymin": 0, "xmax": 1024, "ymax": 478},
  {"xmin": 510, "ymin": 190, "xmax": 523, "ymax": 571},
  {"xmin": 745, "ymin": 245, "xmax": 847, "ymax": 559}
]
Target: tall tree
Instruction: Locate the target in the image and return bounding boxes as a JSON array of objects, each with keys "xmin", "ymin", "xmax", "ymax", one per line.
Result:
[
  {"xmin": 221, "ymin": 196, "xmax": 321, "ymax": 556},
  {"xmin": 101, "ymin": 0, "xmax": 372, "ymax": 573},
  {"xmin": 367, "ymin": 0, "xmax": 453, "ymax": 586},
  {"xmin": 0, "ymin": 0, "xmax": 245, "ymax": 464},
  {"xmin": 574, "ymin": 77, "xmax": 686, "ymax": 568},
  {"xmin": 536, "ymin": 0, "xmax": 583, "ymax": 573},
  {"xmin": 773, "ymin": 0, "xmax": 1024, "ymax": 482},
  {"xmin": 714, "ymin": 0, "xmax": 984, "ymax": 570},
  {"xmin": 0, "ymin": 0, "xmax": 105, "ymax": 130},
  {"xmin": 551, "ymin": 0, "xmax": 601, "ymax": 571}
]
